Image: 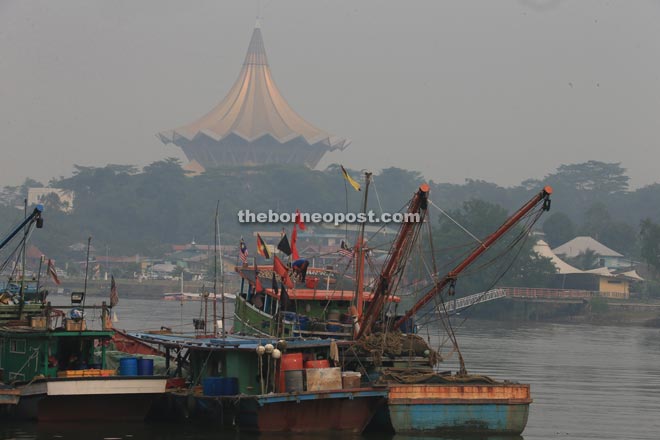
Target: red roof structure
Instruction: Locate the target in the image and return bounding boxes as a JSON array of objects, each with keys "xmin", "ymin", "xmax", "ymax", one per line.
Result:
[{"xmin": 158, "ymin": 23, "xmax": 349, "ymax": 169}]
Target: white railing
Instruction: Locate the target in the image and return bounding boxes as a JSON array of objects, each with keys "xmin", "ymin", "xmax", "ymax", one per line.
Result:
[{"xmin": 437, "ymin": 288, "xmax": 508, "ymax": 314}]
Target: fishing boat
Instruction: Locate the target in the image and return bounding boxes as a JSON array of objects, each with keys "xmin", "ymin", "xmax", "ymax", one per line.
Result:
[
  {"xmin": 233, "ymin": 265, "xmax": 400, "ymax": 339},
  {"xmin": 130, "ymin": 332, "xmax": 387, "ymax": 433},
  {"xmin": 0, "ymin": 307, "xmax": 167, "ymax": 422},
  {"xmin": 344, "ymin": 181, "xmax": 552, "ymax": 436}
]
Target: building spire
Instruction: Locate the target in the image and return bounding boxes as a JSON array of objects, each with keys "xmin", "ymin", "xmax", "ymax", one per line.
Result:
[
  {"xmin": 255, "ymin": 0, "xmax": 262, "ymax": 28},
  {"xmin": 244, "ymin": 25, "xmax": 268, "ymax": 66},
  {"xmin": 157, "ymin": 22, "xmax": 350, "ymax": 169}
]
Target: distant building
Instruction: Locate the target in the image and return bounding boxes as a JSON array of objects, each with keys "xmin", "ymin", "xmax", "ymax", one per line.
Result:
[
  {"xmin": 158, "ymin": 23, "xmax": 349, "ymax": 170},
  {"xmin": 552, "ymin": 236, "xmax": 630, "ymax": 269},
  {"xmin": 535, "ymin": 239, "xmax": 643, "ymax": 299},
  {"xmin": 27, "ymin": 188, "xmax": 74, "ymax": 212}
]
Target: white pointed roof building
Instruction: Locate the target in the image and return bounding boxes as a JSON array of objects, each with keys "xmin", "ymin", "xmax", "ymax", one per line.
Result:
[{"xmin": 158, "ymin": 25, "xmax": 349, "ymax": 170}]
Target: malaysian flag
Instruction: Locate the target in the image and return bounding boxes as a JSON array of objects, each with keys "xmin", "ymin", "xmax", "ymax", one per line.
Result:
[
  {"xmin": 338, "ymin": 240, "xmax": 354, "ymax": 258},
  {"xmin": 239, "ymin": 237, "xmax": 249, "ymax": 264}
]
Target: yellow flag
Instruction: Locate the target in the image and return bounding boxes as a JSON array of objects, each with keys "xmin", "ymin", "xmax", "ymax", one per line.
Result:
[{"xmin": 340, "ymin": 165, "xmax": 361, "ymax": 191}]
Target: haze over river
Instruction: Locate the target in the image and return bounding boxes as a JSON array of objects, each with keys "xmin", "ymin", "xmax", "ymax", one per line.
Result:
[{"xmin": 3, "ymin": 294, "xmax": 659, "ymax": 439}]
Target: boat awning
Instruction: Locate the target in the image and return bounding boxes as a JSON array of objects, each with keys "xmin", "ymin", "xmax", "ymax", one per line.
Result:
[
  {"xmin": 262, "ymin": 287, "xmax": 400, "ymax": 303},
  {"xmin": 128, "ymin": 332, "xmax": 351, "ymax": 351}
]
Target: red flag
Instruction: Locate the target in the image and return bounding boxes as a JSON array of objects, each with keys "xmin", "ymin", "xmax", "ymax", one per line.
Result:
[
  {"xmin": 273, "ymin": 256, "xmax": 293, "ymax": 289},
  {"xmin": 254, "ymin": 259, "xmax": 264, "ymax": 292},
  {"xmin": 110, "ymin": 275, "xmax": 119, "ymax": 307},
  {"xmin": 291, "ymin": 225, "xmax": 300, "ymax": 260},
  {"xmin": 48, "ymin": 259, "xmax": 61, "ymax": 285},
  {"xmin": 294, "ymin": 209, "xmax": 306, "ymax": 230},
  {"xmin": 256, "ymin": 233, "xmax": 271, "ymax": 259}
]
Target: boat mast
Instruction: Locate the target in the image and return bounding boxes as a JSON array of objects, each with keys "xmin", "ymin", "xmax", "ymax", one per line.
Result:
[
  {"xmin": 214, "ymin": 200, "xmax": 226, "ymax": 338},
  {"xmin": 354, "ymin": 172, "xmax": 372, "ymax": 320},
  {"xmin": 82, "ymin": 236, "xmax": 92, "ymax": 312},
  {"xmin": 356, "ymin": 183, "xmax": 430, "ymax": 339}
]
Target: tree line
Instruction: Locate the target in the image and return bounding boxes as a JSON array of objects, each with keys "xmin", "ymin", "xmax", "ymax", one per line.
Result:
[{"xmin": 1, "ymin": 159, "xmax": 660, "ymax": 283}]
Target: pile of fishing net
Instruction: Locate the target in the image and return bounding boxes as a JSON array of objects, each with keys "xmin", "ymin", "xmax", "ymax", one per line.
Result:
[
  {"xmin": 377, "ymin": 367, "xmax": 499, "ymax": 385},
  {"xmin": 354, "ymin": 331, "xmax": 441, "ymax": 367}
]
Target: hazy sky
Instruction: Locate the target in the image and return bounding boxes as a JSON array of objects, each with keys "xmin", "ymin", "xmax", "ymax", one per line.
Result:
[{"xmin": 1, "ymin": 0, "xmax": 659, "ymax": 189}]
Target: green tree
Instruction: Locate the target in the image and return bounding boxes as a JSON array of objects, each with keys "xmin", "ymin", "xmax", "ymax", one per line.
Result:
[
  {"xmin": 542, "ymin": 212, "xmax": 576, "ymax": 247},
  {"xmin": 640, "ymin": 219, "xmax": 660, "ymax": 273},
  {"xmin": 549, "ymin": 161, "xmax": 629, "ymax": 194},
  {"xmin": 565, "ymin": 249, "xmax": 599, "ymax": 271}
]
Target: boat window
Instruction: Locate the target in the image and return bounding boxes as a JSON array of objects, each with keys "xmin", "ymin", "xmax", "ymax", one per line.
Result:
[{"xmin": 9, "ymin": 339, "xmax": 26, "ymax": 354}]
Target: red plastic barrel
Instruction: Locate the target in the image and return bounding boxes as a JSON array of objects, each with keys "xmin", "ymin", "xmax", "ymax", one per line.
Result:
[
  {"xmin": 281, "ymin": 353, "xmax": 303, "ymax": 370},
  {"xmin": 305, "ymin": 277, "xmax": 319, "ymax": 288},
  {"xmin": 304, "ymin": 359, "xmax": 330, "ymax": 369},
  {"xmin": 279, "ymin": 353, "xmax": 303, "ymax": 392}
]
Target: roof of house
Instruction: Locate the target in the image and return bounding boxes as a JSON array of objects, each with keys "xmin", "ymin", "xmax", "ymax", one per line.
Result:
[
  {"xmin": 534, "ymin": 240, "xmax": 644, "ymax": 281},
  {"xmin": 552, "ymin": 236, "xmax": 623, "ymax": 258},
  {"xmin": 533, "ymin": 240, "xmax": 583, "ymax": 274}
]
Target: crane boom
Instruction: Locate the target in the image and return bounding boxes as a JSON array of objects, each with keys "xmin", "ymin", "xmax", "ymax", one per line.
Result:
[
  {"xmin": 356, "ymin": 183, "xmax": 430, "ymax": 339},
  {"xmin": 0, "ymin": 204, "xmax": 44, "ymax": 252},
  {"xmin": 392, "ymin": 186, "xmax": 552, "ymax": 330}
]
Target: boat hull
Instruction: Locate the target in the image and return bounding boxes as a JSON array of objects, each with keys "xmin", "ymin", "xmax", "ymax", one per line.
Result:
[
  {"xmin": 16, "ymin": 376, "xmax": 167, "ymax": 422},
  {"xmin": 0, "ymin": 387, "xmax": 20, "ymax": 406},
  {"xmin": 387, "ymin": 383, "xmax": 531, "ymax": 435},
  {"xmin": 237, "ymin": 388, "xmax": 387, "ymax": 433}
]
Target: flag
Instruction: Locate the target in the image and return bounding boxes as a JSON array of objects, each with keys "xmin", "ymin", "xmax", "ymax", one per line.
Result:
[
  {"xmin": 110, "ymin": 275, "xmax": 119, "ymax": 307},
  {"xmin": 280, "ymin": 281, "xmax": 290, "ymax": 312},
  {"xmin": 256, "ymin": 233, "xmax": 271, "ymax": 259},
  {"xmin": 338, "ymin": 240, "xmax": 354, "ymax": 258},
  {"xmin": 340, "ymin": 165, "xmax": 361, "ymax": 192},
  {"xmin": 291, "ymin": 225, "xmax": 300, "ymax": 260},
  {"xmin": 254, "ymin": 258, "xmax": 264, "ymax": 292},
  {"xmin": 93, "ymin": 263, "xmax": 101, "ymax": 279},
  {"xmin": 294, "ymin": 209, "xmax": 306, "ymax": 230},
  {"xmin": 273, "ymin": 255, "xmax": 293, "ymax": 289},
  {"xmin": 277, "ymin": 233, "xmax": 292, "ymax": 256},
  {"xmin": 239, "ymin": 237, "xmax": 249, "ymax": 264},
  {"xmin": 47, "ymin": 259, "xmax": 61, "ymax": 285},
  {"xmin": 271, "ymin": 272, "xmax": 278, "ymax": 296}
]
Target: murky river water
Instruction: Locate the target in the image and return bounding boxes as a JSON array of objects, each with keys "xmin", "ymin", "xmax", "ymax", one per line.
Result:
[{"xmin": 2, "ymin": 294, "xmax": 659, "ymax": 439}]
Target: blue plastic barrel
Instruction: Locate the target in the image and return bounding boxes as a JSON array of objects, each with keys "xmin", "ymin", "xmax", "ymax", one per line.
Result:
[
  {"xmin": 119, "ymin": 357, "xmax": 138, "ymax": 376},
  {"xmin": 297, "ymin": 316, "xmax": 309, "ymax": 330},
  {"xmin": 203, "ymin": 377, "xmax": 222, "ymax": 396},
  {"xmin": 220, "ymin": 377, "xmax": 239, "ymax": 395},
  {"xmin": 137, "ymin": 358, "xmax": 154, "ymax": 376}
]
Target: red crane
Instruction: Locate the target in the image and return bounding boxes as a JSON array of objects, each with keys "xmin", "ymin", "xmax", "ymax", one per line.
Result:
[
  {"xmin": 356, "ymin": 184, "xmax": 553, "ymax": 339},
  {"xmin": 392, "ymin": 186, "xmax": 553, "ymax": 330},
  {"xmin": 356, "ymin": 183, "xmax": 431, "ymax": 339}
]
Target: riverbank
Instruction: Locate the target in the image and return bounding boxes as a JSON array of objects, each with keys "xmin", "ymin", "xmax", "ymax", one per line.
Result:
[{"xmin": 460, "ymin": 297, "xmax": 660, "ymax": 328}]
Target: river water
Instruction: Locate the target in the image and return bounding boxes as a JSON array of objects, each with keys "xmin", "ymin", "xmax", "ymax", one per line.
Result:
[{"xmin": 2, "ymin": 294, "xmax": 659, "ymax": 440}]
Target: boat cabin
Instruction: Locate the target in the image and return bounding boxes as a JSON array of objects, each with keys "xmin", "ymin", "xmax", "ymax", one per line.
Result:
[{"xmin": 0, "ymin": 326, "xmax": 112, "ymax": 384}]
